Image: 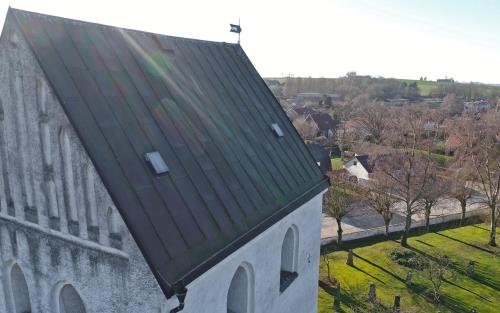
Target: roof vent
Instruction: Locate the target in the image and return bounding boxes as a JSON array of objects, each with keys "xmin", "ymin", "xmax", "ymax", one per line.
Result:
[
  {"xmin": 145, "ymin": 151, "xmax": 169, "ymax": 175},
  {"xmin": 9, "ymin": 31, "xmax": 19, "ymax": 47},
  {"xmin": 271, "ymin": 123, "xmax": 284, "ymax": 137}
]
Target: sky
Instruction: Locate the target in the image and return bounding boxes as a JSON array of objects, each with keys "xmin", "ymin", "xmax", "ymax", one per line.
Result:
[{"xmin": 1, "ymin": 0, "xmax": 500, "ymax": 84}]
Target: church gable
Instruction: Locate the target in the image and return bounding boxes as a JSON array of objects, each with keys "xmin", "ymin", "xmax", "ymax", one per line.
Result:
[{"xmin": 0, "ymin": 16, "xmax": 167, "ymax": 312}]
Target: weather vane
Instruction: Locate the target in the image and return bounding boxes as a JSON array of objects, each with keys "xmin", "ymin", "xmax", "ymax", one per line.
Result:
[{"xmin": 230, "ymin": 18, "xmax": 242, "ymax": 44}]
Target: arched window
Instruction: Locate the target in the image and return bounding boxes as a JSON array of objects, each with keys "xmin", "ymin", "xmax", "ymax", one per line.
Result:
[
  {"xmin": 58, "ymin": 284, "xmax": 86, "ymax": 313},
  {"xmin": 10, "ymin": 264, "xmax": 32, "ymax": 313},
  {"xmin": 227, "ymin": 265, "xmax": 254, "ymax": 313},
  {"xmin": 280, "ymin": 226, "xmax": 299, "ymax": 292}
]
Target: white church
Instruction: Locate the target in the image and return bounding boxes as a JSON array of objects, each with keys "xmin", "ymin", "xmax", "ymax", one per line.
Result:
[{"xmin": 0, "ymin": 8, "xmax": 328, "ymax": 313}]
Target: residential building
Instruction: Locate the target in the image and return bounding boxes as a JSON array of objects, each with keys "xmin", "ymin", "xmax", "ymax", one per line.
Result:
[
  {"xmin": 437, "ymin": 78, "xmax": 454, "ymax": 84},
  {"xmin": 344, "ymin": 155, "xmax": 373, "ymax": 184},
  {"xmin": 464, "ymin": 100, "xmax": 490, "ymax": 113},
  {"xmin": 295, "ymin": 107, "xmax": 336, "ymax": 138}
]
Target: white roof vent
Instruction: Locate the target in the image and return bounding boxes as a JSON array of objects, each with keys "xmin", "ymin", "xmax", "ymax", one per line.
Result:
[
  {"xmin": 271, "ymin": 123, "xmax": 284, "ymax": 137},
  {"xmin": 145, "ymin": 151, "xmax": 169, "ymax": 175}
]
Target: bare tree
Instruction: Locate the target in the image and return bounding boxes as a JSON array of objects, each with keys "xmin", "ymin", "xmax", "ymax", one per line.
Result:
[
  {"xmin": 324, "ymin": 171, "xmax": 354, "ymax": 248},
  {"xmin": 454, "ymin": 114, "xmax": 500, "ymax": 246},
  {"xmin": 333, "ymin": 104, "xmax": 356, "ymax": 159},
  {"xmin": 375, "ymin": 108, "xmax": 434, "ymax": 247},
  {"xmin": 352, "ymin": 103, "xmax": 390, "ymax": 143},
  {"xmin": 418, "ymin": 172, "xmax": 445, "ymax": 232},
  {"xmin": 359, "ymin": 178, "xmax": 397, "ymax": 239},
  {"xmin": 427, "ymin": 254, "xmax": 451, "ymax": 304},
  {"xmin": 447, "ymin": 169, "xmax": 474, "ymax": 224},
  {"xmin": 442, "ymin": 93, "xmax": 464, "ymax": 116},
  {"xmin": 321, "ymin": 249, "xmax": 335, "ymax": 284}
]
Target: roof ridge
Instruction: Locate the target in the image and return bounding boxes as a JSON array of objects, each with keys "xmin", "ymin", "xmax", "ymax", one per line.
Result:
[{"xmin": 9, "ymin": 7, "xmax": 238, "ymax": 47}]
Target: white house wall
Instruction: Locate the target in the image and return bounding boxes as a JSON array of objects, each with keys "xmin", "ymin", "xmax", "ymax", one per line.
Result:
[{"xmin": 344, "ymin": 159, "xmax": 369, "ymax": 182}]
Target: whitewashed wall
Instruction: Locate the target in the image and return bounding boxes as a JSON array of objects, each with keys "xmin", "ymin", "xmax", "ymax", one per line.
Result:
[
  {"xmin": 0, "ymin": 18, "xmax": 167, "ymax": 313},
  {"xmin": 344, "ymin": 158, "xmax": 369, "ymax": 182}
]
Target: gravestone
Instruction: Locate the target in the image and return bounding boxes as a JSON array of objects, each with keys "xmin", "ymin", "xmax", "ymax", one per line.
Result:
[
  {"xmin": 467, "ymin": 261, "xmax": 475, "ymax": 277},
  {"xmin": 346, "ymin": 249, "xmax": 354, "ymax": 266},
  {"xmin": 368, "ymin": 282, "xmax": 376, "ymax": 303},
  {"xmin": 393, "ymin": 295, "xmax": 401, "ymax": 312},
  {"xmin": 405, "ymin": 271, "xmax": 413, "ymax": 286}
]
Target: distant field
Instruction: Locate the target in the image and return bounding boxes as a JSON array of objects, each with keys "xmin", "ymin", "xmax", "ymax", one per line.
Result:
[
  {"xmin": 266, "ymin": 77, "xmax": 500, "ymax": 98},
  {"xmin": 266, "ymin": 77, "xmax": 443, "ymax": 97},
  {"xmin": 399, "ymin": 79, "xmax": 440, "ymax": 97},
  {"xmin": 265, "ymin": 77, "xmax": 288, "ymax": 84}
]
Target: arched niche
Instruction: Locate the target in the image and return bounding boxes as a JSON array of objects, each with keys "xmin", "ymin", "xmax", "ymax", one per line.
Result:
[
  {"xmin": 54, "ymin": 283, "xmax": 86, "ymax": 313},
  {"xmin": 280, "ymin": 226, "xmax": 299, "ymax": 292},
  {"xmin": 9, "ymin": 263, "xmax": 32, "ymax": 313},
  {"xmin": 227, "ymin": 263, "xmax": 254, "ymax": 313}
]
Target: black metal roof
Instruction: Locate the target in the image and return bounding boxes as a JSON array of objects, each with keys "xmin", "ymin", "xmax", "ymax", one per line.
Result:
[
  {"xmin": 306, "ymin": 144, "xmax": 331, "ymax": 174},
  {"xmin": 8, "ymin": 8, "xmax": 328, "ymax": 297},
  {"xmin": 355, "ymin": 155, "xmax": 374, "ymax": 173},
  {"xmin": 294, "ymin": 107, "xmax": 337, "ymax": 132}
]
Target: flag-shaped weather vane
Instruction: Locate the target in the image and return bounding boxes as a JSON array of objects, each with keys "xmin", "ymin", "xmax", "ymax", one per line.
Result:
[{"xmin": 230, "ymin": 18, "xmax": 242, "ymax": 44}]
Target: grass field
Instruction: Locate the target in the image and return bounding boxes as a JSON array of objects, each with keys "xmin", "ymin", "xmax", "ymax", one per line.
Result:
[
  {"xmin": 331, "ymin": 158, "xmax": 344, "ymax": 170},
  {"xmin": 430, "ymin": 152, "xmax": 452, "ymax": 168},
  {"xmin": 318, "ymin": 225, "xmax": 500, "ymax": 313}
]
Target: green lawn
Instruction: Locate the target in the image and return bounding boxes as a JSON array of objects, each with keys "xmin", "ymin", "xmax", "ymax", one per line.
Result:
[
  {"xmin": 318, "ymin": 225, "xmax": 500, "ymax": 313},
  {"xmin": 331, "ymin": 158, "xmax": 344, "ymax": 170},
  {"xmin": 400, "ymin": 148, "xmax": 452, "ymax": 168},
  {"xmin": 430, "ymin": 152, "xmax": 452, "ymax": 168}
]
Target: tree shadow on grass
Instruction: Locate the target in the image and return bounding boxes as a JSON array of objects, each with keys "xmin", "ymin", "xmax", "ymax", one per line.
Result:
[
  {"xmin": 439, "ymin": 294, "xmax": 476, "ymax": 313},
  {"xmin": 414, "ymin": 239, "xmax": 434, "ymax": 247},
  {"xmin": 407, "ymin": 282, "xmax": 427, "ymax": 294},
  {"xmin": 318, "ymin": 281, "xmax": 361, "ymax": 312},
  {"xmin": 405, "ymin": 245, "xmax": 439, "ymax": 262},
  {"xmin": 469, "ymin": 268, "xmax": 500, "ymax": 291},
  {"xmin": 443, "ymin": 278, "xmax": 493, "ymax": 302},
  {"xmin": 435, "ymin": 232, "xmax": 495, "ymax": 254},
  {"xmin": 352, "ymin": 252, "xmax": 405, "ymax": 284},
  {"xmin": 408, "ymin": 244, "xmax": 500, "ymax": 292},
  {"xmin": 472, "ymin": 224, "xmax": 500, "ymax": 234},
  {"xmin": 350, "ymin": 265, "xmax": 385, "ymax": 284}
]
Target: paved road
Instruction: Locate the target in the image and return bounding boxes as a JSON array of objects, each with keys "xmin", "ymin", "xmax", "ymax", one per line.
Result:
[{"xmin": 321, "ymin": 192, "xmax": 487, "ymax": 240}]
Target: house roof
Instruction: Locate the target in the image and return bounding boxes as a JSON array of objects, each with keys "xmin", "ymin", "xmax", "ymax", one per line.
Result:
[
  {"xmin": 355, "ymin": 155, "xmax": 374, "ymax": 173},
  {"xmin": 8, "ymin": 8, "xmax": 328, "ymax": 297},
  {"xmin": 306, "ymin": 144, "xmax": 331, "ymax": 174},
  {"xmin": 294, "ymin": 108, "xmax": 336, "ymax": 132}
]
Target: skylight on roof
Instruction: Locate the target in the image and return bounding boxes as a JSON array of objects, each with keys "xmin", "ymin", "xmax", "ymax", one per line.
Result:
[
  {"xmin": 271, "ymin": 123, "xmax": 284, "ymax": 137},
  {"xmin": 145, "ymin": 151, "xmax": 169, "ymax": 175}
]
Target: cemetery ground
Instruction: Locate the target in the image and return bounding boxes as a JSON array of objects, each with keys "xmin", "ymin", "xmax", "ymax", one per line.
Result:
[{"xmin": 318, "ymin": 224, "xmax": 500, "ymax": 313}]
